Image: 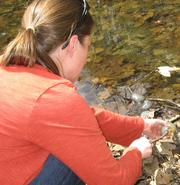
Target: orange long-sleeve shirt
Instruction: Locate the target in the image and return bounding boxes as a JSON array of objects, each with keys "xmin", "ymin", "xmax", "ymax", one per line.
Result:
[{"xmin": 0, "ymin": 64, "xmax": 144, "ymax": 185}]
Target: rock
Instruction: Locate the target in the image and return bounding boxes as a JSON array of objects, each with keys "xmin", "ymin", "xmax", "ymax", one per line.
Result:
[
  {"xmin": 141, "ymin": 110, "xmax": 155, "ymax": 119},
  {"xmin": 143, "ymin": 156, "xmax": 159, "ymax": 176},
  {"xmin": 112, "ymin": 144, "xmax": 124, "ymax": 151},
  {"xmin": 141, "ymin": 100, "xmax": 152, "ymax": 110},
  {"xmin": 98, "ymin": 89, "xmax": 111, "ymax": 99},
  {"xmin": 162, "ymin": 161, "xmax": 171, "ymax": 170},
  {"xmin": 176, "ymin": 121, "xmax": 180, "ymax": 128},
  {"xmin": 149, "ymin": 181, "xmax": 156, "ymax": 185},
  {"xmin": 155, "ymin": 142, "xmax": 176, "ymax": 156},
  {"xmin": 117, "ymin": 86, "xmax": 132, "ymax": 99},
  {"xmin": 104, "ymin": 100, "xmax": 127, "ymax": 114},
  {"xmin": 177, "ymin": 132, "xmax": 180, "ymax": 141},
  {"xmin": 132, "ymin": 84, "xmax": 147, "ymax": 96},
  {"xmin": 154, "ymin": 169, "xmax": 172, "ymax": 185},
  {"xmin": 131, "ymin": 93, "xmax": 145, "ymax": 103}
]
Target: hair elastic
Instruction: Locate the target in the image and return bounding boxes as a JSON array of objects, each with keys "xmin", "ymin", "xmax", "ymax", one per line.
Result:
[{"xmin": 26, "ymin": 26, "xmax": 35, "ymax": 33}]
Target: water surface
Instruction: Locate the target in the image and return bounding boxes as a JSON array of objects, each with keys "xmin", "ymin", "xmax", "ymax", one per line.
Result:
[{"xmin": 0, "ymin": 0, "xmax": 179, "ymax": 101}]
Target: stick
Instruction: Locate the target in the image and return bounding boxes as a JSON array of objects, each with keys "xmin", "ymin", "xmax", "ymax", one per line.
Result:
[
  {"xmin": 169, "ymin": 115, "xmax": 180, "ymax": 123},
  {"xmin": 148, "ymin": 98, "xmax": 180, "ymax": 108}
]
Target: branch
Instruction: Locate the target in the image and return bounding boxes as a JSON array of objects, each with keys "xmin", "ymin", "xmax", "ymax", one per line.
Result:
[{"xmin": 148, "ymin": 98, "xmax": 180, "ymax": 108}]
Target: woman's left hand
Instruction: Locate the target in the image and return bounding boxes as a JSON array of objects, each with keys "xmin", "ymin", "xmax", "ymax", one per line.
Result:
[{"xmin": 143, "ymin": 119, "xmax": 167, "ymax": 140}]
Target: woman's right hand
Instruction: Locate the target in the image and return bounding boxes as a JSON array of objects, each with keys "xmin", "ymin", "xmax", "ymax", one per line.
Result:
[{"xmin": 129, "ymin": 137, "xmax": 152, "ymax": 159}]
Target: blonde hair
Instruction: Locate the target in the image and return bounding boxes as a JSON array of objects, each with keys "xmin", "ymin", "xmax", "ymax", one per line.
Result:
[{"xmin": 0, "ymin": 0, "xmax": 94, "ymax": 75}]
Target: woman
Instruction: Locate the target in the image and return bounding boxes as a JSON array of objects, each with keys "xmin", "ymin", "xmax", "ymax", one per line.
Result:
[{"xmin": 0, "ymin": 0, "xmax": 166, "ymax": 185}]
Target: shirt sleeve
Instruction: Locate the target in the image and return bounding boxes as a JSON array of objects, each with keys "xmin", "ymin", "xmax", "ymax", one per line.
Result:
[
  {"xmin": 91, "ymin": 107, "xmax": 144, "ymax": 146},
  {"xmin": 28, "ymin": 84, "xmax": 142, "ymax": 185}
]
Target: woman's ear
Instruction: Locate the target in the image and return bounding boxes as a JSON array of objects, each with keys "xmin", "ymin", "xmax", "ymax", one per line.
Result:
[{"xmin": 67, "ymin": 35, "xmax": 79, "ymax": 56}]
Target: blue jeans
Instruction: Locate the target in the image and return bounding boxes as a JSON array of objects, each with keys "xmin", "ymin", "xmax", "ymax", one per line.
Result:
[{"xmin": 29, "ymin": 155, "xmax": 85, "ymax": 185}]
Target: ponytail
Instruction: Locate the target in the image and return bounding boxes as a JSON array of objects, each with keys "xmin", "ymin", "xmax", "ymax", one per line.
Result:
[
  {"xmin": 0, "ymin": 0, "xmax": 94, "ymax": 76},
  {"xmin": 1, "ymin": 29, "xmax": 37, "ymax": 67},
  {"xmin": 0, "ymin": 27, "xmax": 59, "ymax": 75}
]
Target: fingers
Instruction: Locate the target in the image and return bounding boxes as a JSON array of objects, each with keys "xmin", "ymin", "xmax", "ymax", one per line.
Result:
[
  {"xmin": 156, "ymin": 119, "xmax": 167, "ymax": 127},
  {"xmin": 157, "ymin": 125, "xmax": 163, "ymax": 136},
  {"xmin": 146, "ymin": 147, "xmax": 153, "ymax": 156},
  {"xmin": 143, "ymin": 118, "xmax": 168, "ymax": 141},
  {"xmin": 153, "ymin": 120, "xmax": 168, "ymax": 136},
  {"xmin": 129, "ymin": 137, "xmax": 153, "ymax": 159},
  {"xmin": 151, "ymin": 125, "xmax": 161, "ymax": 138}
]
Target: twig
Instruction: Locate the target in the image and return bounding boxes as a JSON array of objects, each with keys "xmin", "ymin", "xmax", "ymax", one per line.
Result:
[
  {"xmin": 165, "ymin": 105, "xmax": 180, "ymax": 112},
  {"xmin": 151, "ymin": 131, "xmax": 168, "ymax": 143},
  {"xmin": 169, "ymin": 115, "xmax": 180, "ymax": 123},
  {"xmin": 148, "ymin": 98, "xmax": 180, "ymax": 108},
  {"xmin": 149, "ymin": 115, "xmax": 179, "ymax": 143}
]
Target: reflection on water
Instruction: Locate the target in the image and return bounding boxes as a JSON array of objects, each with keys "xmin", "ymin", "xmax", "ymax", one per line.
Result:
[
  {"xmin": 0, "ymin": 0, "xmax": 179, "ymax": 100},
  {"xmin": 88, "ymin": 0, "xmax": 180, "ymax": 100}
]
